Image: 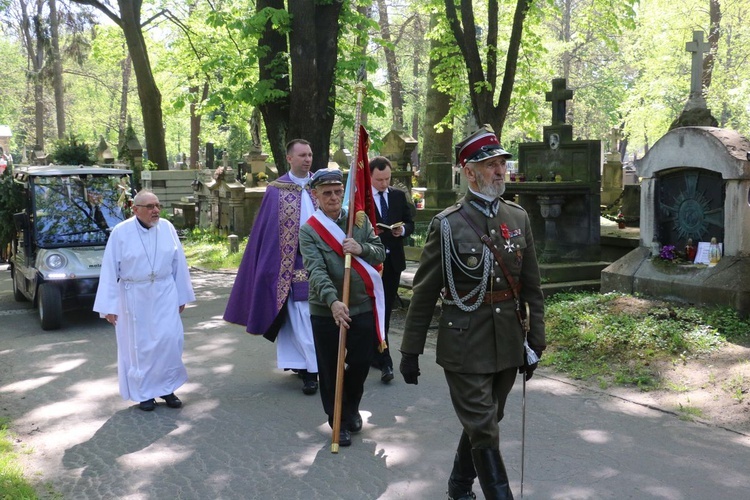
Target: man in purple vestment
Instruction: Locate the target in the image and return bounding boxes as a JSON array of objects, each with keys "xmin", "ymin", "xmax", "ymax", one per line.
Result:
[{"xmin": 224, "ymin": 139, "xmax": 319, "ymax": 394}]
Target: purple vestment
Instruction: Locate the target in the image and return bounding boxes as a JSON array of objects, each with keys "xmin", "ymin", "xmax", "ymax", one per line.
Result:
[{"xmin": 223, "ymin": 174, "xmax": 315, "ymax": 341}]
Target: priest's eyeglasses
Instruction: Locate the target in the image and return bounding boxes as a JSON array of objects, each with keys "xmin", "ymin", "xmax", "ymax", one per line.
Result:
[{"xmin": 135, "ymin": 203, "xmax": 161, "ymax": 210}]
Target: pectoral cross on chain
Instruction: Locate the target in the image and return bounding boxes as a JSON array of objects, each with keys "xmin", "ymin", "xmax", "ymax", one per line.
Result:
[{"xmin": 149, "ymin": 271, "xmax": 157, "ymax": 283}]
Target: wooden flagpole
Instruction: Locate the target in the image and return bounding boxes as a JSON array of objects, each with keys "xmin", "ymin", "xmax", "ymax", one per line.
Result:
[{"xmin": 331, "ymin": 82, "xmax": 366, "ymax": 453}]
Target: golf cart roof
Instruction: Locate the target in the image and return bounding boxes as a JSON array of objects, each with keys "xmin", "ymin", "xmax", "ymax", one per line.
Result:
[{"xmin": 14, "ymin": 165, "xmax": 133, "ymax": 178}]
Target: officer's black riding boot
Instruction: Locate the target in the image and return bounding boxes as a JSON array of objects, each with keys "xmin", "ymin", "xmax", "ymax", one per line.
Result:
[
  {"xmin": 471, "ymin": 448, "xmax": 514, "ymax": 500},
  {"xmin": 447, "ymin": 431, "xmax": 477, "ymax": 500}
]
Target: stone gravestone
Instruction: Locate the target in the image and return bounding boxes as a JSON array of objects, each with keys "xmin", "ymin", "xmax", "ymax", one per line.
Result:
[
  {"xmin": 505, "ymin": 78, "xmax": 601, "ymax": 262},
  {"xmin": 602, "ymin": 127, "xmax": 750, "ymax": 315},
  {"xmin": 246, "ymin": 108, "xmax": 270, "ymax": 186},
  {"xmin": 31, "ymin": 145, "xmax": 49, "ymax": 166},
  {"xmin": 380, "ymin": 129, "xmax": 417, "ymax": 171},
  {"xmin": 422, "ymin": 150, "xmax": 456, "ymax": 211},
  {"xmin": 96, "ymin": 136, "xmax": 114, "ymax": 165},
  {"xmin": 379, "ymin": 128, "xmax": 418, "ymax": 199},
  {"xmin": 601, "ymin": 127, "xmax": 623, "ymax": 207},
  {"xmin": 332, "ymin": 129, "xmax": 351, "ymax": 170}
]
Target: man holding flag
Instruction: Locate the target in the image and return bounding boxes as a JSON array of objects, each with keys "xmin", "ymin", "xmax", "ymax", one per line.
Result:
[{"xmin": 299, "ymin": 165, "xmax": 385, "ymax": 447}]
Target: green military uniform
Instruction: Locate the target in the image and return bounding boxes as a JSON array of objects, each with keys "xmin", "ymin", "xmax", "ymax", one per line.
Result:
[
  {"xmin": 402, "ymin": 124, "xmax": 544, "ymax": 499},
  {"xmin": 401, "ymin": 189, "xmax": 545, "ymax": 447}
]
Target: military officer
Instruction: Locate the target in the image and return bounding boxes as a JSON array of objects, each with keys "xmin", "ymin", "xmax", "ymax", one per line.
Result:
[{"xmin": 399, "ymin": 125, "xmax": 546, "ymax": 500}]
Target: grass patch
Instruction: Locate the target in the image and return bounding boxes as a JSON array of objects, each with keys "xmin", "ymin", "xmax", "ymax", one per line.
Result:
[
  {"xmin": 676, "ymin": 403, "xmax": 704, "ymax": 421},
  {"xmin": 722, "ymin": 374, "xmax": 747, "ymax": 403},
  {"xmin": 0, "ymin": 418, "xmax": 37, "ymax": 499},
  {"xmin": 544, "ymin": 292, "xmax": 750, "ymax": 391},
  {"xmin": 182, "ymin": 228, "xmax": 247, "ymax": 270}
]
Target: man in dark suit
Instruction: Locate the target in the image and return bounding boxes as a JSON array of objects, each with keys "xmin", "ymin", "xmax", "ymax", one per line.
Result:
[{"xmin": 370, "ymin": 156, "xmax": 415, "ymax": 383}]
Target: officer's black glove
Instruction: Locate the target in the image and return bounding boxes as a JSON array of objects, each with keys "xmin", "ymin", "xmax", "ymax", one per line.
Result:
[
  {"xmin": 519, "ymin": 349, "xmax": 543, "ymax": 381},
  {"xmin": 399, "ymin": 352, "xmax": 421, "ymax": 385}
]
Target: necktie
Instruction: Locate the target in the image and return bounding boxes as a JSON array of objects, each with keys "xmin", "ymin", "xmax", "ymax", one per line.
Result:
[{"xmin": 379, "ymin": 191, "xmax": 389, "ymax": 222}]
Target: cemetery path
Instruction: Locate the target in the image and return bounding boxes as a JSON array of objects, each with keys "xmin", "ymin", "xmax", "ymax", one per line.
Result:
[
  {"xmin": 389, "ymin": 298, "xmax": 750, "ymax": 436},
  {"xmin": 2, "ymin": 264, "xmax": 749, "ymax": 499}
]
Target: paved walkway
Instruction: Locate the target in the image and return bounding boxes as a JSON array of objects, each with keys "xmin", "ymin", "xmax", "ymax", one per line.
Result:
[{"xmin": 1, "ymin": 265, "xmax": 749, "ymax": 499}]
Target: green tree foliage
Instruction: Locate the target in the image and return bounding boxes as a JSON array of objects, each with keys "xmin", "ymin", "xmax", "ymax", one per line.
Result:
[
  {"xmin": 50, "ymin": 135, "xmax": 94, "ymax": 165},
  {"xmin": 2, "ymin": 0, "xmax": 750, "ymax": 168}
]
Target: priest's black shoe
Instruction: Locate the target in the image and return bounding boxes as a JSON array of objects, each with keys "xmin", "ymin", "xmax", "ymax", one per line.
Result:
[
  {"xmin": 302, "ymin": 380, "xmax": 318, "ymax": 395},
  {"xmin": 139, "ymin": 399, "xmax": 156, "ymax": 411},
  {"xmin": 301, "ymin": 371, "xmax": 318, "ymax": 395},
  {"xmin": 349, "ymin": 413, "xmax": 363, "ymax": 433},
  {"xmin": 160, "ymin": 393, "xmax": 182, "ymax": 408},
  {"xmin": 381, "ymin": 366, "xmax": 394, "ymax": 383},
  {"xmin": 339, "ymin": 429, "xmax": 352, "ymax": 447}
]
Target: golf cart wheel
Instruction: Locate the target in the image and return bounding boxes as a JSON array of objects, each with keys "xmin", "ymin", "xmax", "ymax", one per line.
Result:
[{"xmin": 39, "ymin": 284, "xmax": 63, "ymax": 330}]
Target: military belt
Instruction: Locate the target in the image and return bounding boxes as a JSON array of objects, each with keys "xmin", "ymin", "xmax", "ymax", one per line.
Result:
[{"xmin": 444, "ymin": 283, "xmax": 521, "ymax": 304}]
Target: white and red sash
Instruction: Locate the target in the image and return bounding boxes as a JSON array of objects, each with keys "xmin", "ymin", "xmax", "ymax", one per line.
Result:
[{"xmin": 307, "ymin": 210, "xmax": 386, "ymax": 349}]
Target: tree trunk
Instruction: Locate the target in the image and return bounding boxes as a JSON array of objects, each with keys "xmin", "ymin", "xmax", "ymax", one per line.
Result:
[
  {"xmin": 561, "ymin": 0, "xmax": 572, "ymax": 82},
  {"xmin": 19, "ymin": 0, "xmax": 47, "ymax": 149},
  {"xmin": 50, "ymin": 0, "xmax": 66, "ymax": 140},
  {"xmin": 189, "ymin": 83, "xmax": 208, "ymax": 169},
  {"xmin": 356, "ymin": 3, "xmax": 370, "ymax": 127},
  {"xmin": 703, "ymin": 0, "xmax": 721, "ymax": 91},
  {"xmin": 118, "ymin": 53, "xmax": 131, "ymax": 149},
  {"xmin": 421, "ymin": 14, "xmax": 454, "ymax": 167},
  {"xmin": 376, "ymin": 0, "xmax": 404, "ymax": 130},
  {"xmin": 444, "ymin": 0, "xmax": 530, "ymax": 139},
  {"xmin": 493, "ymin": 0, "xmax": 532, "ymax": 138},
  {"xmin": 257, "ymin": 0, "xmax": 290, "ymax": 174},
  {"xmin": 116, "ymin": 1, "xmax": 168, "ymax": 170},
  {"xmin": 287, "ymin": 2, "xmax": 343, "ymax": 172}
]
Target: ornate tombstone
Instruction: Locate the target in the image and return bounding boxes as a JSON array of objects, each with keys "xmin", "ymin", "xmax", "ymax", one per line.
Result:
[
  {"xmin": 506, "ymin": 78, "xmax": 601, "ymax": 262},
  {"xmin": 602, "ymin": 127, "xmax": 750, "ymax": 315}
]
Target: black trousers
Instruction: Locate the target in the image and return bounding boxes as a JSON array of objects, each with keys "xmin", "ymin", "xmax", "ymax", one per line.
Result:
[
  {"xmin": 372, "ymin": 256, "xmax": 401, "ymax": 369},
  {"xmin": 311, "ymin": 312, "xmax": 375, "ymax": 427}
]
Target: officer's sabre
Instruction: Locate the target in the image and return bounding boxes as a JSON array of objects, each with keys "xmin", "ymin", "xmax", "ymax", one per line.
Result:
[
  {"xmin": 521, "ymin": 302, "xmax": 531, "ymax": 498},
  {"xmin": 521, "ymin": 373, "xmax": 527, "ymax": 498}
]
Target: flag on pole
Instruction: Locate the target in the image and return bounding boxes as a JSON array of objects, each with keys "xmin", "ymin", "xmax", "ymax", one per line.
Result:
[{"xmin": 343, "ymin": 125, "xmax": 378, "ymax": 231}]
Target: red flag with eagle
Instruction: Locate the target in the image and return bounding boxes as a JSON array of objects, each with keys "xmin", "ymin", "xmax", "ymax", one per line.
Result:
[
  {"xmin": 341, "ymin": 125, "xmax": 386, "ymax": 350},
  {"xmin": 344, "ymin": 125, "xmax": 378, "ymax": 232}
]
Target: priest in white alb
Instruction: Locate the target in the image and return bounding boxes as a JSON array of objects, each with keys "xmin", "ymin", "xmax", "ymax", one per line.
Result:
[{"xmin": 94, "ymin": 189, "xmax": 195, "ymax": 411}]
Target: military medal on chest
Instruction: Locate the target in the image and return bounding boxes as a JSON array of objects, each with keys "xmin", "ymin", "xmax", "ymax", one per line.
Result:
[{"xmin": 501, "ymin": 223, "xmax": 515, "ymax": 253}]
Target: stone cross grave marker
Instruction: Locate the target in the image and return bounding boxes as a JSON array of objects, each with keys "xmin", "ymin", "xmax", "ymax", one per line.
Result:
[
  {"xmin": 685, "ymin": 30, "xmax": 709, "ymax": 99},
  {"xmin": 609, "ymin": 127, "xmax": 621, "ymax": 155},
  {"xmin": 545, "ymin": 78, "xmax": 573, "ymax": 126}
]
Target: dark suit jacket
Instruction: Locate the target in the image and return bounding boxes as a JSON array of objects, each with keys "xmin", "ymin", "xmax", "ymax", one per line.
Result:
[{"xmin": 375, "ymin": 187, "xmax": 415, "ymax": 274}]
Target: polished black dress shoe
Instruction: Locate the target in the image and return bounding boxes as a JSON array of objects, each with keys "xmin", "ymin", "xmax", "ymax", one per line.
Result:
[
  {"xmin": 139, "ymin": 399, "xmax": 156, "ymax": 411},
  {"xmin": 381, "ymin": 366, "xmax": 394, "ymax": 383},
  {"xmin": 348, "ymin": 413, "xmax": 363, "ymax": 433},
  {"xmin": 339, "ymin": 429, "xmax": 352, "ymax": 447},
  {"xmin": 160, "ymin": 393, "xmax": 182, "ymax": 408}
]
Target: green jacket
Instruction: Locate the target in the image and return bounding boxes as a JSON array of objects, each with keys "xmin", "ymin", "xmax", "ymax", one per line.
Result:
[
  {"xmin": 300, "ymin": 209, "xmax": 386, "ymax": 317},
  {"xmin": 401, "ymin": 191, "xmax": 546, "ymax": 374}
]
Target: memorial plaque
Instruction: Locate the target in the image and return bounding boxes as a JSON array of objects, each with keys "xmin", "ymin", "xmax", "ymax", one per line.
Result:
[{"xmin": 657, "ymin": 169, "xmax": 724, "ymax": 247}]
